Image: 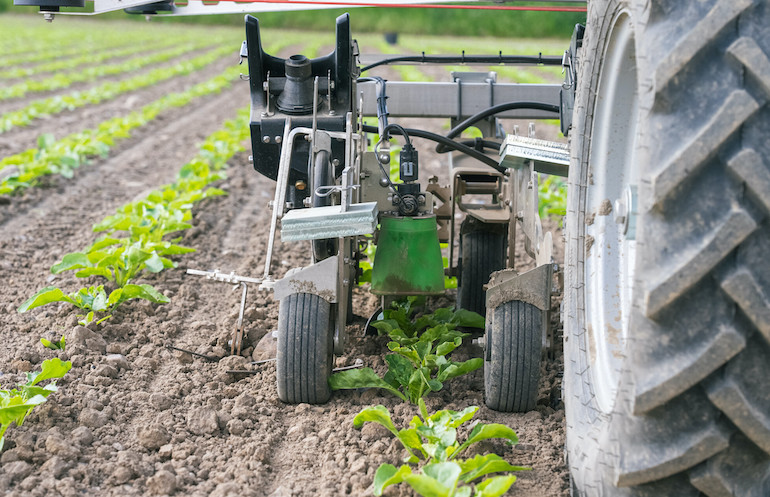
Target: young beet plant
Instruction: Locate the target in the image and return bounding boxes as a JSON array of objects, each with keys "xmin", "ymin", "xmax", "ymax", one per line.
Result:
[
  {"xmin": 355, "ymin": 399, "xmax": 527, "ymax": 497},
  {"xmin": 18, "ymin": 284, "xmax": 168, "ymax": 326},
  {"xmin": 0, "ymin": 358, "xmax": 71, "ymax": 452},
  {"xmin": 329, "ymin": 299, "xmax": 484, "ymax": 404}
]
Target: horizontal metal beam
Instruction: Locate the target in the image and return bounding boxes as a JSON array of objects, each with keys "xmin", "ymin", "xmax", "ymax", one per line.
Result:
[{"xmin": 358, "ymin": 81, "xmax": 561, "ymax": 119}]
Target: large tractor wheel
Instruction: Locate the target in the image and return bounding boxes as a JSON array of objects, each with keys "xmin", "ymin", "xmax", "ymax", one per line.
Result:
[
  {"xmin": 484, "ymin": 300, "xmax": 542, "ymax": 412},
  {"xmin": 457, "ymin": 219, "xmax": 507, "ymax": 316},
  {"xmin": 565, "ymin": 0, "xmax": 770, "ymax": 495},
  {"xmin": 276, "ymin": 293, "xmax": 334, "ymax": 404}
]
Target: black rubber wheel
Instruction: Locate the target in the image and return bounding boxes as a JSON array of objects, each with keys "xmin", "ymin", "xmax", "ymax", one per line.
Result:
[
  {"xmin": 312, "ymin": 150, "xmax": 338, "ymax": 261},
  {"xmin": 276, "ymin": 293, "xmax": 334, "ymax": 404},
  {"xmin": 457, "ymin": 219, "xmax": 507, "ymax": 316},
  {"xmin": 484, "ymin": 300, "xmax": 542, "ymax": 412},
  {"xmin": 565, "ymin": 1, "xmax": 770, "ymax": 495}
]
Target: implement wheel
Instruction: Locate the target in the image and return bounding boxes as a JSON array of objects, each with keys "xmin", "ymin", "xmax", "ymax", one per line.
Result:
[
  {"xmin": 457, "ymin": 219, "xmax": 507, "ymax": 316},
  {"xmin": 276, "ymin": 293, "xmax": 334, "ymax": 404},
  {"xmin": 484, "ymin": 300, "xmax": 542, "ymax": 412}
]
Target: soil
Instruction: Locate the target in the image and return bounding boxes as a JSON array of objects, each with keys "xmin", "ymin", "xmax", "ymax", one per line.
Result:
[{"xmin": 0, "ymin": 34, "xmax": 569, "ymax": 497}]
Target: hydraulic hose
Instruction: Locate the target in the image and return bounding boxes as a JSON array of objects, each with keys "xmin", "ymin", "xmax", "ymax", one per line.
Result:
[
  {"xmin": 361, "ymin": 124, "xmax": 505, "ymax": 173},
  {"xmin": 436, "ymin": 100, "xmax": 560, "ymax": 153}
]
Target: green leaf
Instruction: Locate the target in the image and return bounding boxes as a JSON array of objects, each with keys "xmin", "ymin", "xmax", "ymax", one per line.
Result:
[
  {"xmin": 474, "ymin": 475, "xmax": 517, "ymax": 497},
  {"xmin": 437, "ymin": 358, "xmax": 483, "ymax": 382},
  {"xmin": 330, "ymin": 368, "xmax": 407, "ymax": 401},
  {"xmin": 27, "ymin": 358, "xmax": 72, "ymax": 387},
  {"xmin": 454, "ymin": 423, "xmax": 519, "ymax": 459},
  {"xmin": 18, "ymin": 287, "xmax": 72, "ymax": 313},
  {"xmin": 352, "ymin": 405, "xmax": 398, "ymax": 434},
  {"xmin": 384, "ymin": 354, "xmax": 414, "ymax": 389},
  {"xmin": 51, "ymin": 252, "xmax": 91, "ymax": 274},
  {"xmin": 459, "ymin": 454, "xmax": 527, "ymax": 483},
  {"xmin": 451, "ymin": 309, "xmax": 485, "ymax": 329},
  {"xmin": 423, "ymin": 462, "xmax": 461, "ymax": 491},
  {"xmin": 373, "ymin": 464, "xmax": 412, "ymax": 496},
  {"xmin": 143, "ymin": 252, "xmax": 165, "ymax": 273},
  {"xmin": 110, "ymin": 284, "xmax": 169, "ymax": 306}
]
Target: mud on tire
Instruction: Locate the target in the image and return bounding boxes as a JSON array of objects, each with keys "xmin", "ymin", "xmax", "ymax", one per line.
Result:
[{"xmin": 564, "ymin": 0, "xmax": 770, "ymax": 495}]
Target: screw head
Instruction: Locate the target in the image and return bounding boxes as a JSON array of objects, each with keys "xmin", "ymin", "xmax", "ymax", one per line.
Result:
[{"xmin": 262, "ymin": 136, "xmax": 270, "ymax": 143}]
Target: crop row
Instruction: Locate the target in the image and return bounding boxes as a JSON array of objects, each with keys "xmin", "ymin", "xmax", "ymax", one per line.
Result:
[
  {"xmin": 7, "ymin": 106, "xmax": 250, "ymax": 455},
  {"xmin": 19, "ymin": 106, "xmax": 251, "ymax": 323},
  {"xmin": 0, "ymin": 16, "xmax": 215, "ymax": 58},
  {"xmin": 0, "ymin": 38, "xmax": 230, "ymax": 102},
  {"xmin": 0, "ymin": 33, "xmax": 192, "ymax": 80},
  {"xmin": 0, "ymin": 43, "xmax": 237, "ymax": 133},
  {"xmin": 0, "ymin": 64, "xmax": 243, "ymax": 195}
]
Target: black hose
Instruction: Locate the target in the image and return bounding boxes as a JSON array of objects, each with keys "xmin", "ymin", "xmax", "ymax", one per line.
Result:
[
  {"xmin": 361, "ymin": 124, "xmax": 504, "ymax": 173},
  {"xmin": 361, "ymin": 53, "xmax": 563, "ymax": 73},
  {"xmin": 436, "ymin": 100, "xmax": 560, "ymax": 153}
]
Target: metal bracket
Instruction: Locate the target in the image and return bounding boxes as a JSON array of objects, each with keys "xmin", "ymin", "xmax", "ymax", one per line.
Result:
[
  {"xmin": 273, "ymin": 255, "xmax": 338, "ymax": 304},
  {"xmin": 486, "ymin": 263, "xmax": 553, "ymax": 312}
]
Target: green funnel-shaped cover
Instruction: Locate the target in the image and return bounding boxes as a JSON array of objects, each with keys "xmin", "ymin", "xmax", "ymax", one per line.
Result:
[{"xmin": 371, "ymin": 214, "xmax": 445, "ymax": 296}]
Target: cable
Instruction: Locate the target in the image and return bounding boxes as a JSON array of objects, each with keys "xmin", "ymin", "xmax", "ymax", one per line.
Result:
[
  {"xmin": 436, "ymin": 100, "xmax": 559, "ymax": 153},
  {"xmin": 361, "ymin": 124, "xmax": 505, "ymax": 173},
  {"xmin": 361, "ymin": 53, "xmax": 562, "ymax": 73},
  {"xmin": 382, "ymin": 123, "xmax": 411, "ymax": 146}
]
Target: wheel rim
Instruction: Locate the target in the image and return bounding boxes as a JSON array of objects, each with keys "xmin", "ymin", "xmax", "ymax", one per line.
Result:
[{"xmin": 584, "ymin": 12, "xmax": 639, "ymax": 413}]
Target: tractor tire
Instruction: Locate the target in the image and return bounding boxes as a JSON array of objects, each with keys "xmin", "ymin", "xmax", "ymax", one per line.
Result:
[
  {"xmin": 564, "ymin": 0, "xmax": 770, "ymax": 495},
  {"xmin": 484, "ymin": 300, "xmax": 542, "ymax": 412},
  {"xmin": 457, "ymin": 219, "xmax": 507, "ymax": 316},
  {"xmin": 276, "ymin": 293, "xmax": 334, "ymax": 404}
]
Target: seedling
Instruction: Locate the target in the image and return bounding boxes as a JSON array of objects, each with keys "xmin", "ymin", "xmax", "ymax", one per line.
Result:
[
  {"xmin": 18, "ymin": 284, "xmax": 169, "ymax": 326},
  {"xmin": 354, "ymin": 400, "xmax": 527, "ymax": 496},
  {"xmin": 0, "ymin": 358, "xmax": 71, "ymax": 452},
  {"xmin": 329, "ymin": 300, "xmax": 484, "ymax": 403},
  {"xmin": 40, "ymin": 335, "xmax": 65, "ymax": 351}
]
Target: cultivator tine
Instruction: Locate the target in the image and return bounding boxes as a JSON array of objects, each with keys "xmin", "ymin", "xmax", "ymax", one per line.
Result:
[
  {"xmin": 232, "ymin": 282, "xmax": 248, "ymax": 356},
  {"xmin": 164, "ymin": 345, "xmax": 219, "ymax": 362}
]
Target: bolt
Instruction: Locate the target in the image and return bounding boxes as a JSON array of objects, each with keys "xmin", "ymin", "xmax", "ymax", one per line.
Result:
[
  {"xmin": 268, "ymin": 200, "xmax": 275, "ymax": 210},
  {"xmin": 342, "ymin": 279, "xmax": 350, "ymax": 287},
  {"xmin": 377, "ymin": 153, "xmax": 390, "ymax": 164},
  {"xmin": 43, "ymin": 12, "xmax": 55, "ymax": 22},
  {"xmin": 275, "ymin": 136, "xmax": 282, "ymax": 144},
  {"xmin": 295, "ymin": 180, "xmax": 307, "ymax": 191},
  {"xmin": 379, "ymin": 177, "xmax": 390, "ymax": 188},
  {"xmin": 332, "ymin": 158, "xmax": 340, "ymax": 167},
  {"xmin": 303, "ymin": 197, "xmax": 312, "ymax": 207},
  {"xmin": 262, "ymin": 136, "xmax": 270, "ymax": 143},
  {"xmin": 248, "ymin": 155, "xmax": 253, "ymax": 162}
]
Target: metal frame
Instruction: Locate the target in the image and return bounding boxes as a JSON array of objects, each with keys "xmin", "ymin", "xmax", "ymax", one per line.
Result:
[{"xmin": 359, "ymin": 81, "xmax": 560, "ymax": 119}]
